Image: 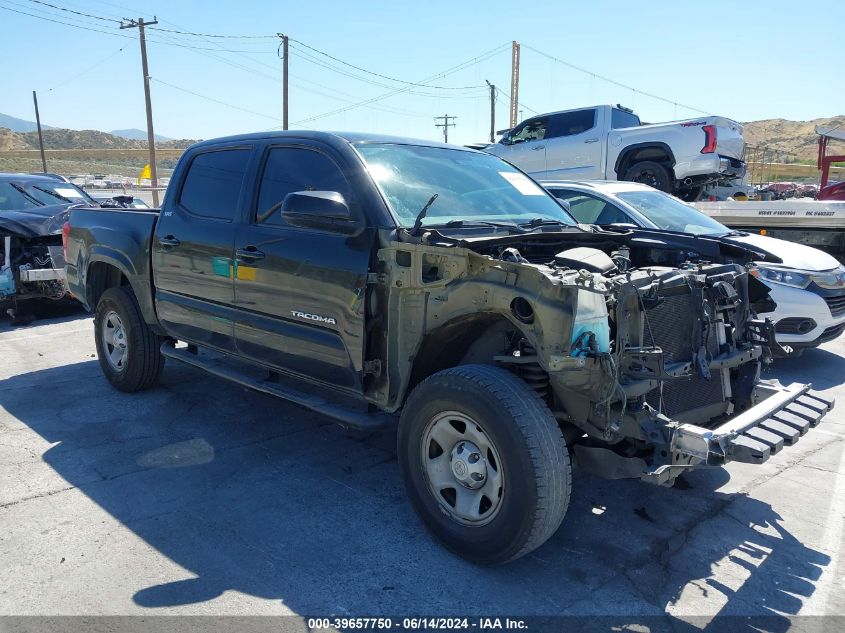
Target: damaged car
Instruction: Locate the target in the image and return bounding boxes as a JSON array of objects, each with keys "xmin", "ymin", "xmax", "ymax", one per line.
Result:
[
  {"xmin": 0, "ymin": 173, "xmax": 97, "ymax": 320},
  {"xmin": 66, "ymin": 133, "xmax": 833, "ymax": 564}
]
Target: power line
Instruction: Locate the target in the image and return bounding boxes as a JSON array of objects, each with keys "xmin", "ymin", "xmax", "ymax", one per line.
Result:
[
  {"xmin": 3, "ymin": 1, "xmax": 277, "ymax": 53},
  {"xmin": 289, "ymin": 39, "xmax": 485, "ymax": 90},
  {"xmin": 290, "ymin": 46, "xmax": 486, "ymax": 98},
  {"xmin": 0, "ymin": 2, "xmax": 273, "ymax": 53},
  {"xmin": 290, "ymin": 43, "xmax": 510, "ymax": 126},
  {"xmin": 497, "ymin": 86, "xmax": 538, "ymax": 117},
  {"xmin": 0, "ymin": 2, "xmax": 134, "ymax": 39},
  {"xmin": 139, "ymin": 21, "xmax": 435, "ymax": 119},
  {"xmin": 522, "ymin": 43, "xmax": 714, "ymax": 117},
  {"xmin": 44, "ymin": 46, "xmax": 126, "ymax": 92},
  {"xmin": 147, "ymin": 25, "xmax": 277, "ymax": 39},
  {"xmin": 26, "ymin": 0, "xmax": 120, "ymax": 23},
  {"xmin": 151, "ymin": 78, "xmax": 280, "ymax": 121}
]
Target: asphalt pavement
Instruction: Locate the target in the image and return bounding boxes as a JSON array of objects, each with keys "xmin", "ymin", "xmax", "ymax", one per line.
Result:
[{"xmin": 1, "ymin": 304, "xmax": 844, "ymax": 630}]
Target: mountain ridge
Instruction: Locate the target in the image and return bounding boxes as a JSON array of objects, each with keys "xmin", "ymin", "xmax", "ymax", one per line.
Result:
[{"xmin": 1, "ymin": 112, "xmax": 843, "ymax": 163}]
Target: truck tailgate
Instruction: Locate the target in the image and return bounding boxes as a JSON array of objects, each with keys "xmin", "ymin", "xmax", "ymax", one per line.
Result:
[{"xmin": 711, "ymin": 116, "xmax": 744, "ymax": 161}]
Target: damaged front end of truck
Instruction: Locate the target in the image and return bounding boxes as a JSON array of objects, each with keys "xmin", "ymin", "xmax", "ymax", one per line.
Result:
[
  {"xmin": 0, "ymin": 204, "xmax": 69, "ymax": 320},
  {"xmin": 368, "ymin": 228, "xmax": 833, "ymax": 486}
]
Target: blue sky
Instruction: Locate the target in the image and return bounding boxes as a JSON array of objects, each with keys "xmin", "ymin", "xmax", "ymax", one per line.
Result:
[{"xmin": 1, "ymin": 0, "xmax": 841, "ymax": 143}]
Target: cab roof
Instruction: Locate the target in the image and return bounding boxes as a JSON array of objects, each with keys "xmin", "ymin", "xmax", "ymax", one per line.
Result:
[{"xmin": 187, "ymin": 130, "xmax": 476, "ymax": 153}]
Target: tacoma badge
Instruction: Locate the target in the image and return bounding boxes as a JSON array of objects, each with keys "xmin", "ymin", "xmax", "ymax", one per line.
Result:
[{"xmin": 290, "ymin": 310, "xmax": 337, "ymax": 325}]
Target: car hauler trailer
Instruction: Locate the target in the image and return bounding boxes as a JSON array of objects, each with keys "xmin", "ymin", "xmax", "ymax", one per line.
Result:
[{"xmin": 693, "ymin": 199, "xmax": 845, "ymax": 262}]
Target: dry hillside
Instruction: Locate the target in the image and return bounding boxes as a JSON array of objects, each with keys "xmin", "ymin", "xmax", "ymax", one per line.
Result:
[
  {"xmin": 743, "ymin": 116, "xmax": 845, "ymax": 162},
  {"xmin": 0, "ymin": 127, "xmax": 196, "ymax": 151}
]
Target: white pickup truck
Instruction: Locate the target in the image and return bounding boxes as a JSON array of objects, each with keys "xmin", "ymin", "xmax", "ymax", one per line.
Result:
[{"xmin": 484, "ymin": 104, "xmax": 745, "ymax": 201}]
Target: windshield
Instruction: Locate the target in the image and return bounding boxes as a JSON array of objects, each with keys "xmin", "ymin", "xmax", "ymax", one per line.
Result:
[
  {"xmin": 23, "ymin": 181, "xmax": 97, "ymax": 206},
  {"xmin": 356, "ymin": 143, "xmax": 576, "ymax": 228},
  {"xmin": 616, "ymin": 190, "xmax": 730, "ymax": 236}
]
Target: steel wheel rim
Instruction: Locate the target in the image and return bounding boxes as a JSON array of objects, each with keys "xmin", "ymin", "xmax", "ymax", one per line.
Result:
[
  {"xmin": 634, "ymin": 169, "xmax": 659, "ymax": 188},
  {"xmin": 101, "ymin": 310, "xmax": 128, "ymax": 372},
  {"xmin": 420, "ymin": 411, "xmax": 504, "ymax": 526}
]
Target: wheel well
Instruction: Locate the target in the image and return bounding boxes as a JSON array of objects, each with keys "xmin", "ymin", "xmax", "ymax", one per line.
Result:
[
  {"xmin": 616, "ymin": 144, "xmax": 675, "ymax": 178},
  {"xmin": 86, "ymin": 262, "xmax": 129, "ymax": 308},
  {"xmin": 407, "ymin": 313, "xmax": 521, "ymax": 395}
]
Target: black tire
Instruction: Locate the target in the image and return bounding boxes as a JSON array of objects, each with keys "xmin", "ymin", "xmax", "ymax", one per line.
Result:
[
  {"xmin": 397, "ymin": 364, "xmax": 571, "ymax": 564},
  {"xmin": 94, "ymin": 286, "xmax": 164, "ymax": 392},
  {"xmin": 622, "ymin": 160, "xmax": 673, "ymax": 193}
]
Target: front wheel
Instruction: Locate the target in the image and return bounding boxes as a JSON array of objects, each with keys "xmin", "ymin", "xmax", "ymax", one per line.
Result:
[
  {"xmin": 398, "ymin": 364, "xmax": 571, "ymax": 564},
  {"xmin": 622, "ymin": 160, "xmax": 673, "ymax": 193},
  {"xmin": 94, "ymin": 286, "xmax": 165, "ymax": 392}
]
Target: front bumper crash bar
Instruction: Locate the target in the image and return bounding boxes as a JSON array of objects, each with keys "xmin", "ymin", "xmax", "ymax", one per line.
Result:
[{"xmin": 672, "ymin": 382, "xmax": 833, "ymax": 465}]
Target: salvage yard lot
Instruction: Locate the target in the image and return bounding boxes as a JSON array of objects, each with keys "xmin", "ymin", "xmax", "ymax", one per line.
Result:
[{"xmin": 1, "ymin": 308, "xmax": 845, "ymax": 623}]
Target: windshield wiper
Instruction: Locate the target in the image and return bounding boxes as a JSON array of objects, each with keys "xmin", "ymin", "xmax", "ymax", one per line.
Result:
[
  {"xmin": 438, "ymin": 219, "xmax": 528, "ymax": 233},
  {"xmin": 719, "ymin": 230, "xmax": 749, "ymax": 238},
  {"xmin": 9, "ymin": 183, "xmax": 43, "ymax": 206},
  {"xmin": 410, "ymin": 193, "xmax": 439, "ymax": 236},
  {"xmin": 31, "ymin": 185, "xmax": 72, "ymax": 203},
  {"xmin": 519, "ymin": 218, "xmax": 574, "ymax": 231}
]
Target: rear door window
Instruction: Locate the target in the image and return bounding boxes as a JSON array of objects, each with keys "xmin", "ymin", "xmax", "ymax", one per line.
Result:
[
  {"xmin": 179, "ymin": 148, "xmax": 250, "ymax": 220},
  {"xmin": 551, "ymin": 190, "xmax": 630, "ymax": 225},
  {"xmin": 611, "ymin": 108, "xmax": 641, "ymax": 129},
  {"xmin": 546, "ymin": 109, "xmax": 597, "ymax": 139},
  {"xmin": 256, "ymin": 146, "xmax": 350, "ymax": 226}
]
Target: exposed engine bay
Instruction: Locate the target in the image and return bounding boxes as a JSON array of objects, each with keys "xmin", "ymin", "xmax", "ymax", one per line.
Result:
[
  {"xmin": 372, "ymin": 225, "xmax": 821, "ymax": 486},
  {"xmin": 0, "ymin": 233, "xmax": 68, "ymax": 304},
  {"xmin": 0, "ymin": 200, "xmax": 72, "ymax": 320}
]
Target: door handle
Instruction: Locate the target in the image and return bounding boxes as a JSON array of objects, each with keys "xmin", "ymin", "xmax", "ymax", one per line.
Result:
[
  {"xmin": 531, "ymin": 145, "xmax": 546, "ymax": 151},
  {"xmin": 236, "ymin": 246, "xmax": 266, "ymax": 261},
  {"xmin": 158, "ymin": 235, "xmax": 181, "ymax": 247},
  {"xmin": 584, "ymin": 138, "xmax": 599, "ymax": 144}
]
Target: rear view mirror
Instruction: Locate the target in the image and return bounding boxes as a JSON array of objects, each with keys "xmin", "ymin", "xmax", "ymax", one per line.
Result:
[{"xmin": 280, "ymin": 191, "xmax": 362, "ymax": 234}]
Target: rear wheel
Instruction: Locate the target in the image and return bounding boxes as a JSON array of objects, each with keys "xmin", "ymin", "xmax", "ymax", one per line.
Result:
[
  {"xmin": 398, "ymin": 364, "xmax": 571, "ymax": 564},
  {"xmin": 94, "ymin": 286, "xmax": 164, "ymax": 392},
  {"xmin": 622, "ymin": 160, "xmax": 673, "ymax": 193}
]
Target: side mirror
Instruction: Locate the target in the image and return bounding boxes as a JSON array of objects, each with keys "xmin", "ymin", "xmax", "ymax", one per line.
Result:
[
  {"xmin": 280, "ymin": 191, "xmax": 361, "ymax": 234},
  {"xmin": 555, "ymin": 199, "xmax": 572, "ymax": 213}
]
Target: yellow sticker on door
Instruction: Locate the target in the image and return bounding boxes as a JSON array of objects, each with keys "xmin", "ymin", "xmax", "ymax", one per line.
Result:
[{"xmin": 235, "ymin": 265, "xmax": 256, "ymax": 281}]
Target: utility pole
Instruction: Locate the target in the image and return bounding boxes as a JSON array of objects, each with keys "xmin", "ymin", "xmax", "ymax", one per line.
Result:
[
  {"xmin": 278, "ymin": 33, "xmax": 289, "ymax": 129},
  {"xmin": 509, "ymin": 41, "xmax": 520, "ymax": 129},
  {"xmin": 485, "ymin": 80, "xmax": 496, "ymax": 143},
  {"xmin": 121, "ymin": 16, "xmax": 160, "ymax": 207},
  {"xmin": 32, "ymin": 91, "xmax": 47, "ymax": 173},
  {"xmin": 434, "ymin": 115, "xmax": 457, "ymax": 143}
]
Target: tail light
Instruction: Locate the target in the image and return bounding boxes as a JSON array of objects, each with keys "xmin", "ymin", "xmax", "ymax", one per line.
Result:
[
  {"xmin": 62, "ymin": 220, "xmax": 70, "ymax": 260},
  {"xmin": 701, "ymin": 125, "xmax": 717, "ymax": 153}
]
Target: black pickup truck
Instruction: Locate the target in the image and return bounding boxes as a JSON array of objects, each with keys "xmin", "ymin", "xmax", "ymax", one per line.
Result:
[{"xmin": 66, "ymin": 132, "xmax": 832, "ymax": 564}]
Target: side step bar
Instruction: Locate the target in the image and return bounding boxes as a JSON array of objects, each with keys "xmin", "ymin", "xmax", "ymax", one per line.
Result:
[{"xmin": 160, "ymin": 343, "xmax": 396, "ymax": 431}]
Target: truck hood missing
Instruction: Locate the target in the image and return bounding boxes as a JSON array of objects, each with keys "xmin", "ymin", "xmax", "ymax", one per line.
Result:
[{"xmin": 378, "ymin": 226, "xmax": 782, "ymax": 480}]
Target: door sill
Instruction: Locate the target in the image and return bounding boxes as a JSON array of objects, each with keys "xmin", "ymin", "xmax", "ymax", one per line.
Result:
[{"xmin": 161, "ymin": 342, "xmax": 395, "ymax": 431}]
